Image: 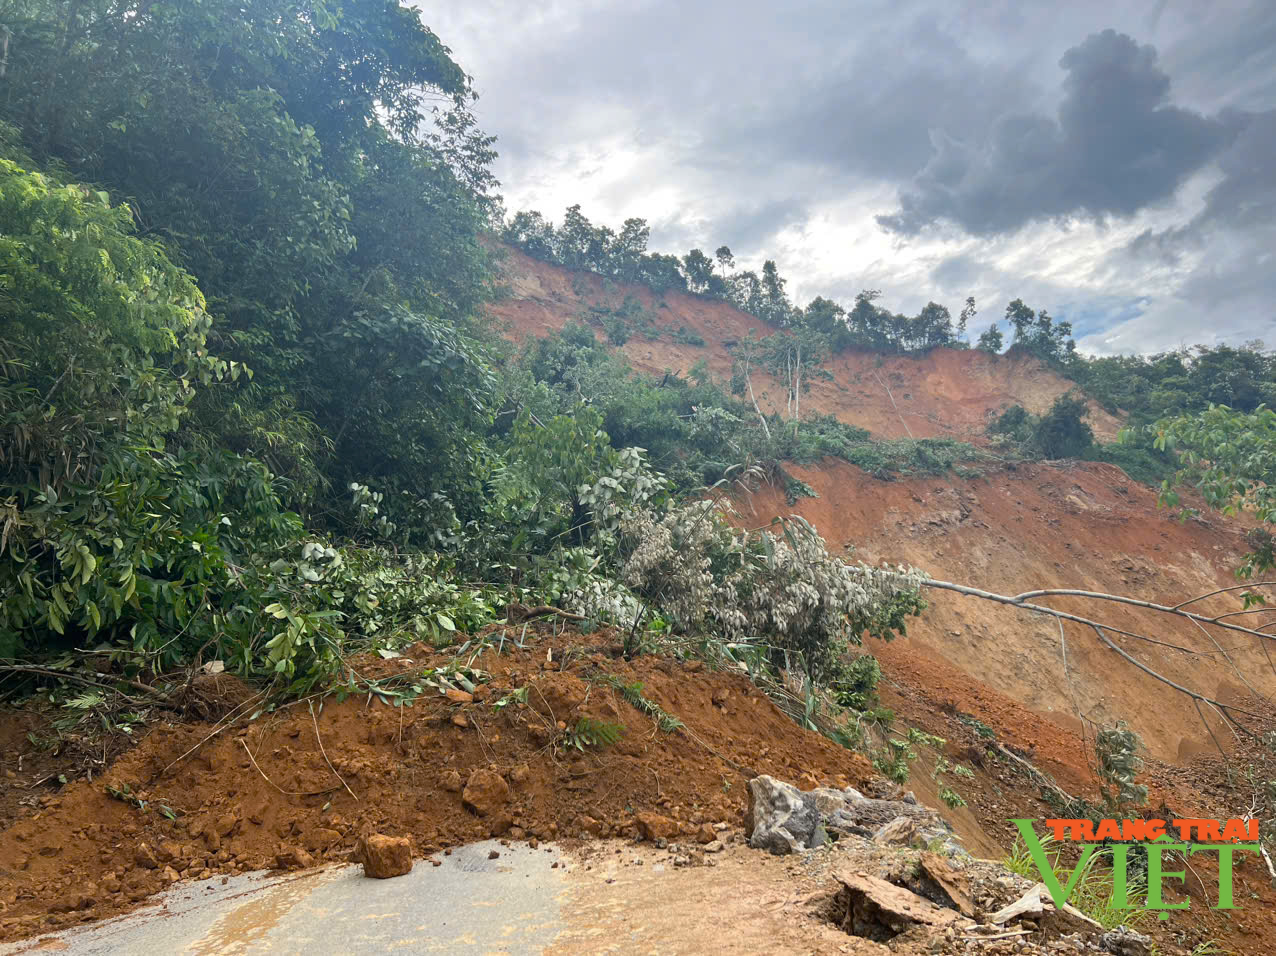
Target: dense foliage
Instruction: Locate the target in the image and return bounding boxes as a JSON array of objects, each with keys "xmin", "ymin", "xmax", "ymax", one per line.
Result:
[
  {"xmin": 6, "ymin": 0, "xmax": 1266, "ymax": 705},
  {"xmin": 0, "ymin": 2, "xmax": 928, "ymax": 696},
  {"xmin": 1071, "ymin": 345, "xmax": 1276, "ymax": 424},
  {"xmin": 988, "ymin": 396, "xmax": 1177, "ymax": 483},
  {"xmin": 1154, "ymin": 404, "xmax": 1276, "ymax": 578}
]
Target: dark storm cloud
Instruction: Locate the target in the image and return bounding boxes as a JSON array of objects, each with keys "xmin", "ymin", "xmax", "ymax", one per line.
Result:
[
  {"xmin": 718, "ymin": 16, "xmax": 1034, "ymax": 183},
  {"xmin": 878, "ymin": 30, "xmax": 1240, "ymax": 236},
  {"xmin": 426, "ymin": 1, "xmax": 1276, "ymax": 353},
  {"xmin": 1187, "ymin": 108, "xmax": 1276, "ymax": 231},
  {"xmin": 1124, "ymin": 108, "xmax": 1275, "ymax": 261}
]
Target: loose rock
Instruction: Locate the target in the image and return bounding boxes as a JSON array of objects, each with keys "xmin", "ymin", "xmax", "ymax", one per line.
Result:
[
  {"xmin": 462, "ymin": 769, "xmax": 511, "ymax": 817},
  {"xmin": 358, "ymin": 834, "xmax": 413, "ymax": 879}
]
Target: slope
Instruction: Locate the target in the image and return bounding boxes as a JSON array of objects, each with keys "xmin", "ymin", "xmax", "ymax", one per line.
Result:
[{"xmin": 489, "ymin": 244, "xmax": 1123, "ymax": 441}]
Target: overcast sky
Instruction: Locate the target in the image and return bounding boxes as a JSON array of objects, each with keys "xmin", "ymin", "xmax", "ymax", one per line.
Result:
[{"xmin": 423, "ymin": 1, "xmax": 1275, "ymax": 355}]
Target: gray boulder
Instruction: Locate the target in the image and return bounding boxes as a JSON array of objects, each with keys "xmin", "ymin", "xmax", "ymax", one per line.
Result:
[
  {"xmin": 746, "ymin": 774, "xmax": 965, "ymax": 857},
  {"xmin": 745, "ymin": 775, "xmax": 823, "ymax": 854}
]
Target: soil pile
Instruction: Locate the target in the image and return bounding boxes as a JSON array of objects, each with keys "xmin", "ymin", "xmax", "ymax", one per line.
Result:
[{"xmin": 0, "ymin": 627, "xmax": 877, "ymax": 941}]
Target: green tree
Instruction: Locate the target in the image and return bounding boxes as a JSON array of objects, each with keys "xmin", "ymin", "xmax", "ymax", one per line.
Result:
[
  {"xmin": 682, "ymin": 248, "xmax": 716, "ymax": 294},
  {"xmin": 1, "ymin": 0, "xmax": 500, "ymax": 521},
  {"xmin": 803, "ymin": 297, "xmax": 852, "ymax": 351},
  {"xmin": 760, "ymin": 260, "xmax": 793, "ymax": 325},
  {"xmin": 977, "ymin": 323, "xmax": 1004, "ymax": 353},
  {"xmin": 1032, "ymin": 394, "xmax": 1094, "ymax": 459},
  {"xmin": 1006, "ymin": 299, "xmax": 1037, "ymax": 341},
  {"xmin": 1155, "ymin": 404, "xmax": 1276, "ymax": 577}
]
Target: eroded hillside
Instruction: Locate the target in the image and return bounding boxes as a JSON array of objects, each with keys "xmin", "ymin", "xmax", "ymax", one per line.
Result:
[
  {"xmin": 490, "ymin": 244, "xmax": 1123, "ymax": 441},
  {"xmin": 489, "ymin": 242, "xmax": 1270, "ymax": 770}
]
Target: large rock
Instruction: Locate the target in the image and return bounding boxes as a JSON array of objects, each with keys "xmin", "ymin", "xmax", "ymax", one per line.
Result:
[
  {"xmin": 872, "ymin": 816, "xmax": 923, "ymax": 848},
  {"xmin": 988, "ymin": 883, "xmax": 1102, "ymax": 934},
  {"xmin": 833, "ymin": 869, "xmax": 972, "ymax": 942},
  {"xmin": 918, "ymin": 851, "xmax": 976, "ymax": 917},
  {"xmin": 745, "ymin": 774, "xmax": 964, "ymax": 858},
  {"xmin": 462, "ymin": 769, "xmax": 510, "ymax": 817},
  {"xmin": 746, "ymin": 775, "xmax": 823, "ymax": 854},
  {"xmin": 359, "ymin": 834, "xmax": 413, "ymax": 879},
  {"xmin": 1100, "ymin": 928, "xmax": 1156, "ymax": 956}
]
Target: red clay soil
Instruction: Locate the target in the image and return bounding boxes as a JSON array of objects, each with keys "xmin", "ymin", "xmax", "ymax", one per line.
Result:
[
  {"xmin": 0, "ymin": 627, "xmax": 877, "ymax": 942},
  {"xmin": 736, "ymin": 458, "xmax": 1270, "ymax": 765},
  {"xmin": 490, "ymin": 248, "xmax": 1276, "ymax": 953},
  {"xmin": 488, "ymin": 243, "xmax": 1123, "ymax": 441}
]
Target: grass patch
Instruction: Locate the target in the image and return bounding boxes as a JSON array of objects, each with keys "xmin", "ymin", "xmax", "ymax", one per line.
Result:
[{"xmin": 1003, "ymin": 833, "xmax": 1155, "ymax": 932}]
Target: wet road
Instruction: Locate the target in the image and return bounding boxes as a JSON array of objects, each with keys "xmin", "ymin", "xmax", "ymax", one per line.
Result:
[{"xmin": 0, "ymin": 841, "xmax": 568, "ymax": 955}]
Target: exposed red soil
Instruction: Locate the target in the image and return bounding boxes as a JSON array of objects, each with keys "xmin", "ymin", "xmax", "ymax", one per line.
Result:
[
  {"xmin": 0, "ymin": 626, "xmax": 879, "ymax": 942},
  {"xmin": 4, "ymin": 252, "xmax": 1270, "ymax": 951},
  {"xmin": 736, "ymin": 458, "xmax": 1268, "ymax": 765},
  {"xmin": 735, "ymin": 460, "xmax": 1275, "ymax": 956},
  {"xmin": 489, "ymin": 249, "xmax": 1276, "ymax": 954},
  {"xmin": 489, "ymin": 243, "xmax": 1123, "ymax": 441}
]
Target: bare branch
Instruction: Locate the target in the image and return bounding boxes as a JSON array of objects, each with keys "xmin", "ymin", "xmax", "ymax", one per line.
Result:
[
  {"xmin": 921, "ymin": 580, "xmax": 1265, "ymax": 736},
  {"xmin": 1170, "ymin": 582, "xmax": 1276, "ymax": 610},
  {"xmin": 1005, "ymin": 587, "xmax": 1276, "ymax": 646},
  {"xmin": 924, "ymin": 581, "xmax": 1205, "ymax": 655}
]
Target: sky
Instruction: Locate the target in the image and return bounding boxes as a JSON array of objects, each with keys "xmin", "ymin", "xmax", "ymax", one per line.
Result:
[{"xmin": 422, "ymin": 1, "xmax": 1276, "ymax": 355}]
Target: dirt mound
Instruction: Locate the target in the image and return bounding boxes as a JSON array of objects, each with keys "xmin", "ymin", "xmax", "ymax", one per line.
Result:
[
  {"xmin": 488, "ymin": 244, "xmax": 1122, "ymax": 441},
  {"xmin": 0, "ymin": 628, "xmax": 879, "ymax": 941}
]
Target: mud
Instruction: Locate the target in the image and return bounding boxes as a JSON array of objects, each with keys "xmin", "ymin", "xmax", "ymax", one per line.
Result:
[{"xmin": 0, "ymin": 629, "xmax": 878, "ymax": 942}]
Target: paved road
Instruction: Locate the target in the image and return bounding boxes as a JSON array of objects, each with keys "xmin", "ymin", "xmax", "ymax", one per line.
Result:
[{"xmin": 0, "ymin": 841, "xmax": 568, "ymax": 955}]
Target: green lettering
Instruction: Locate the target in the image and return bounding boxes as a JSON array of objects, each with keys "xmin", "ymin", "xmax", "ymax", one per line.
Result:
[
  {"xmin": 1011, "ymin": 819, "xmax": 1099, "ymax": 909},
  {"xmin": 1146, "ymin": 835, "xmax": 1190, "ymax": 918},
  {"xmin": 1190, "ymin": 843, "xmax": 1260, "ymax": 908},
  {"xmin": 1108, "ymin": 842, "xmax": 1134, "ymax": 909}
]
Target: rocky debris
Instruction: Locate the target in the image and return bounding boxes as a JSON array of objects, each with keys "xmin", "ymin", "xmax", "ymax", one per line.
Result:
[
  {"xmin": 740, "ymin": 776, "xmax": 1153, "ymax": 954},
  {"xmin": 133, "ymin": 844, "xmax": 158, "ymax": 869},
  {"xmin": 832, "ymin": 869, "xmax": 972, "ymax": 941},
  {"xmin": 273, "ymin": 847, "xmax": 314, "ymax": 870},
  {"xmin": 987, "ymin": 883, "xmax": 1101, "ymax": 935},
  {"xmin": 358, "ymin": 834, "xmax": 413, "ymax": 879},
  {"xmin": 635, "ymin": 812, "xmax": 679, "ymax": 842},
  {"xmin": 440, "ymin": 770, "xmax": 463, "ymax": 793},
  {"xmin": 918, "ymin": 851, "xmax": 975, "ymax": 918},
  {"xmin": 745, "ymin": 775, "xmax": 962, "ymax": 857},
  {"xmin": 461, "ymin": 768, "xmax": 510, "ymax": 817},
  {"xmin": 746, "ymin": 775, "xmax": 824, "ymax": 854},
  {"xmin": 871, "ymin": 816, "xmax": 921, "ymax": 847},
  {"xmin": 1099, "ymin": 928, "xmax": 1156, "ymax": 956},
  {"xmin": 691, "ymin": 823, "xmax": 717, "ymax": 844}
]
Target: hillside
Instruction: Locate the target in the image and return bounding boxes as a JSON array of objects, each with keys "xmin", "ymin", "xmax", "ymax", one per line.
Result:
[
  {"xmin": 4, "ymin": 5, "xmax": 1274, "ymax": 953},
  {"xmin": 485, "ymin": 247, "xmax": 1276, "ymax": 954},
  {"xmin": 489, "ymin": 242, "xmax": 1271, "ymax": 757},
  {"xmin": 491, "ymin": 244, "xmax": 1124, "ymax": 441},
  {"xmin": 489, "ymin": 248, "xmax": 1274, "ymax": 783}
]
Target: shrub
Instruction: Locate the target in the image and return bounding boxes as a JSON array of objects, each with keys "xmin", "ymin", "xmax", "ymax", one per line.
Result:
[
  {"xmin": 620, "ymin": 504, "xmax": 925, "ymax": 683},
  {"xmin": 1032, "ymin": 394, "xmax": 1094, "ymax": 459},
  {"xmin": 672, "ymin": 325, "xmax": 706, "ymax": 346}
]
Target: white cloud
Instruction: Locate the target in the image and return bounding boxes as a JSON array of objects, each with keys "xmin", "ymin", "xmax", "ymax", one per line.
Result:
[{"xmin": 424, "ymin": 0, "xmax": 1276, "ymax": 355}]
